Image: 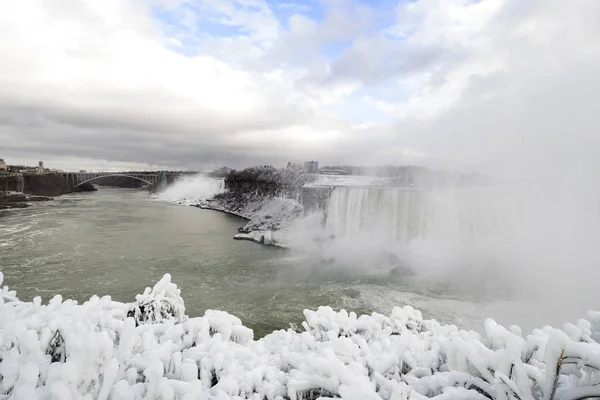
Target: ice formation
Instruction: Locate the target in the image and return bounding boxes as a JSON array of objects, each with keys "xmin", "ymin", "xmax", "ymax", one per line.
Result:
[
  {"xmin": 1, "ymin": 271, "xmax": 599, "ymax": 400},
  {"xmin": 191, "ymin": 194, "xmax": 303, "ymax": 247}
]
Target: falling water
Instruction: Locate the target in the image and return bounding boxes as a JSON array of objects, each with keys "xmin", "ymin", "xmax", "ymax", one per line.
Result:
[
  {"xmin": 323, "ymin": 184, "xmax": 600, "ymax": 288},
  {"xmin": 325, "ymin": 186, "xmax": 508, "ymax": 248},
  {"xmin": 156, "ymin": 174, "xmax": 224, "ymax": 203}
]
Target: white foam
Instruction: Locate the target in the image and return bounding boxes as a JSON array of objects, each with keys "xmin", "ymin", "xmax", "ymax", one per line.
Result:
[{"xmin": 156, "ymin": 174, "xmax": 224, "ymax": 204}]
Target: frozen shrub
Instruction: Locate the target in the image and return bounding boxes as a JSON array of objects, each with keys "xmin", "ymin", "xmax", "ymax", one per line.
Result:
[
  {"xmin": 127, "ymin": 273, "xmax": 186, "ymax": 326},
  {"xmin": 46, "ymin": 330, "xmax": 66, "ymax": 363}
]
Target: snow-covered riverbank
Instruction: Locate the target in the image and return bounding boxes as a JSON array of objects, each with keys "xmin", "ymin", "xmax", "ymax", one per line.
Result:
[
  {"xmin": 157, "ymin": 174, "xmax": 308, "ymax": 247},
  {"xmin": 1, "ymin": 271, "xmax": 599, "ymax": 400},
  {"xmin": 193, "ymin": 193, "xmax": 304, "ymax": 247}
]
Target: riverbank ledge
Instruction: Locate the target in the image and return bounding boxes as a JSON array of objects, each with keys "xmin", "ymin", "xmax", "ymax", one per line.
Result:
[
  {"xmin": 194, "ymin": 192, "xmax": 304, "ymax": 247},
  {"xmin": 0, "ymin": 191, "xmax": 53, "ymax": 210}
]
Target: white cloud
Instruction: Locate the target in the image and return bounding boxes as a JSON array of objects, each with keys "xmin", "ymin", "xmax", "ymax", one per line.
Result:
[{"xmin": 0, "ymin": 0, "xmax": 599, "ymax": 180}]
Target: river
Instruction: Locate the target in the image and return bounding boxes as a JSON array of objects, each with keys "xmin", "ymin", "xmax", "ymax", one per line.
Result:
[{"xmin": 0, "ymin": 185, "xmax": 597, "ymax": 337}]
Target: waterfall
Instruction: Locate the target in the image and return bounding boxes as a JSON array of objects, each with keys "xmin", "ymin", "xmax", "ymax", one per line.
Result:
[
  {"xmin": 156, "ymin": 174, "xmax": 224, "ymax": 203},
  {"xmin": 17, "ymin": 174, "xmax": 24, "ymax": 193},
  {"xmin": 325, "ymin": 186, "xmax": 509, "ymax": 247},
  {"xmin": 323, "ymin": 184, "xmax": 600, "ymax": 277}
]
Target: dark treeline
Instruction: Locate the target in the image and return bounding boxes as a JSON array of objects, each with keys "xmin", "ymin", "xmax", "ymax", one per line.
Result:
[
  {"xmin": 224, "ymin": 166, "xmax": 314, "ymax": 193},
  {"xmin": 217, "ymin": 166, "xmax": 326, "ymax": 212}
]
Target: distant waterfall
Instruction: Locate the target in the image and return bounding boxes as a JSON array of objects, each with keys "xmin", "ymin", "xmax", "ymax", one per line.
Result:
[{"xmin": 157, "ymin": 174, "xmax": 224, "ymax": 203}]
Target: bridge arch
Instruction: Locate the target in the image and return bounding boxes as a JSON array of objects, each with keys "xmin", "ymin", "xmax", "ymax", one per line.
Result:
[{"xmin": 74, "ymin": 174, "xmax": 156, "ymax": 187}]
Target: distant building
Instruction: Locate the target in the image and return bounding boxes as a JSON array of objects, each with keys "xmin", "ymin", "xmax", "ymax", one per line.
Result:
[
  {"xmin": 80, "ymin": 170, "xmax": 87, "ymax": 173},
  {"xmin": 0, "ymin": 159, "xmax": 6, "ymax": 172},
  {"xmin": 37, "ymin": 161, "xmax": 45, "ymax": 174}
]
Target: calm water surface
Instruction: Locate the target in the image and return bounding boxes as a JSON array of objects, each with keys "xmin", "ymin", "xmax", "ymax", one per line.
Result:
[
  {"xmin": 0, "ymin": 187, "xmax": 587, "ymax": 336},
  {"xmin": 1, "ymin": 188, "xmax": 375, "ymax": 335}
]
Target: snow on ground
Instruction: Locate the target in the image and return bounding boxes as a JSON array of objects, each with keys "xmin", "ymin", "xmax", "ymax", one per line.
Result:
[
  {"xmin": 229, "ymin": 196, "xmax": 303, "ymax": 247},
  {"xmin": 187, "ymin": 195, "xmax": 304, "ymax": 247},
  {"xmin": 1, "ymin": 271, "xmax": 599, "ymax": 400}
]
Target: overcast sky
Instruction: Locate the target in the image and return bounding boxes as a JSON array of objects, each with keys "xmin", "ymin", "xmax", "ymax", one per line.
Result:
[{"xmin": 1, "ymin": 0, "xmax": 599, "ymax": 177}]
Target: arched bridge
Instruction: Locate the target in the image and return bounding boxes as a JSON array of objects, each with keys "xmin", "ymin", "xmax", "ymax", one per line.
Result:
[
  {"xmin": 73, "ymin": 173, "xmax": 161, "ymax": 187},
  {"xmin": 63, "ymin": 171, "xmax": 173, "ymax": 189}
]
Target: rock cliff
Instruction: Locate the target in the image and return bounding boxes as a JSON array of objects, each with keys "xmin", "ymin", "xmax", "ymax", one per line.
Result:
[{"xmin": 0, "ymin": 174, "xmax": 96, "ymax": 209}]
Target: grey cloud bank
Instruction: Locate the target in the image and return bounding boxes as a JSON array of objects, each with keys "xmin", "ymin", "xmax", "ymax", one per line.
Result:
[{"xmin": 1, "ymin": 0, "xmax": 599, "ymax": 179}]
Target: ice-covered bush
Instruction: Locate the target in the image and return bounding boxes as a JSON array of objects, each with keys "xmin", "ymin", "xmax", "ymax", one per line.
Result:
[
  {"xmin": 0, "ymin": 271, "xmax": 598, "ymax": 399},
  {"xmin": 127, "ymin": 274, "xmax": 186, "ymax": 326}
]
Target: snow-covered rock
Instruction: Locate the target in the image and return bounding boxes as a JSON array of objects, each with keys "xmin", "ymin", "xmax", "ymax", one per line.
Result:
[
  {"xmin": 0, "ymin": 271, "xmax": 598, "ymax": 400},
  {"xmin": 192, "ymin": 193, "xmax": 304, "ymax": 247}
]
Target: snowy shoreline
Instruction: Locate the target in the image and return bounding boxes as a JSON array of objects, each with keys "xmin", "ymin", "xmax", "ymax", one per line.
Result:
[
  {"xmin": 1, "ymin": 271, "xmax": 599, "ymax": 399},
  {"xmin": 178, "ymin": 193, "xmax": 304, "ymax": 248},
  {"xmin": 155, "ymin": 174, "xmax": 304, "ymax": 248}
]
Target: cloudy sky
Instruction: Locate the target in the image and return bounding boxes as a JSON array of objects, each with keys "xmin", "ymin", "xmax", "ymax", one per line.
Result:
[{"xmin": 1, "ymin": 0, "xmax": 599, "ymax": 177}]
